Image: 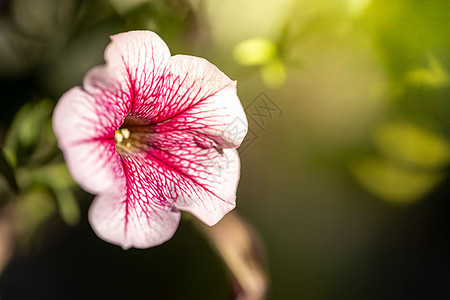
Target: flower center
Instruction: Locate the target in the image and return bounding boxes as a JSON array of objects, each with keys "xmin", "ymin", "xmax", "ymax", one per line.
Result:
[
  {"xmin": 114, "ymin": 116, "xmax": 154, "ymax": 156},
  {"xmin": 114, "ymin": 128, "xmax": 131, "ymax": 145}
]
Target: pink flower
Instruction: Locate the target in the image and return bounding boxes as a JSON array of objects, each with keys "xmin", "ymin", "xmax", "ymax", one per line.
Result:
[{"xmin": 53, "ymin": 31, "xmax": 247, "ymax": 249}]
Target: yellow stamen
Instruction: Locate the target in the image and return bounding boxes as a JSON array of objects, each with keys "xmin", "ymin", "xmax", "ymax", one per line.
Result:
[
  {"xmin": 121, "ymin": 128, "xmax": 130, "ymax": 139},
  {"xmin": 114, "ymin": 130, "xmax": 124, "ymax": 143}
]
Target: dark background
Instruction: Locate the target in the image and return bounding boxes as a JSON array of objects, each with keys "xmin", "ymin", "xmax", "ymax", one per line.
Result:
[{"xmin": 0, "ymin": 0, "xmax": 449, "ymax": 298}]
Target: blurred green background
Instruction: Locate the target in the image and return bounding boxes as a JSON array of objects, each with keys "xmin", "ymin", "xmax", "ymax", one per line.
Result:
[{"xmin": 0, "ymin": 0, "xmax": 449, "ymax": 299}]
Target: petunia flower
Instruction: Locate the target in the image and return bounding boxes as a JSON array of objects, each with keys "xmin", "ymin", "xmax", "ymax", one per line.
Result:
[{"xmin": 53, "ymin": 31, "xmax": 247, "ymax": 249}]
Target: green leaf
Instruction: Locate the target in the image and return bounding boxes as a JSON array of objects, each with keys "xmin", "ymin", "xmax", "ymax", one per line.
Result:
[
  {"xmin": 349, "ymin": 156, "xmax": 443, "ymax": 204},
  {"xmin": 405, "ymin": 53, "xmax": 450, "ymax": 88},
  {"xmin": 233, "ymin": 38, "xmax": 277, "ymax": 66},
  {"xmin": 0, "ymin": 148, "xmax": 19, "ymax": 193},
  {"xmin": 261, "ymin": 58, "xmax": 286, "ymax": 88},
  {"xmin": 373, "ymin": 121, "xmax": 450, "ymax": 170},
  {"xmin": 4, "ymin": 99, "xmax": 54, "ymax": 154},
  {"xmin": 54, "ymin": 188, "xmax": 80, "ymax": 226},
  {"xmin": 31, "ymin": 163, "xmax": 75, "ymax": 189}
]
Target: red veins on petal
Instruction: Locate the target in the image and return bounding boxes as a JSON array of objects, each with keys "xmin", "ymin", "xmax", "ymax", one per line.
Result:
[{"xmin": 53, "ymin": 30, "xmax": 247, "ymax": 249}]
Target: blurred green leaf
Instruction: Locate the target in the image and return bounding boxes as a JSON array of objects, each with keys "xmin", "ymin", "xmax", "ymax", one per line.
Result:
[
  {"xmin": 5, "ymin": 99, "xmax": 53, "ymax": 149},
  {"xmin": 54, "ymin": 188, "xmax": 80, "ymax": 226},
  {"xmin": 16, "ymin": 186, "xmax": 56, "ymax": 247},
  {"xmin": 0, "ymin": 149, "xmax": 19, "ymax": 193},
  {"xmin": 261, "ymin": 58, "xmax": 287, "ymax": 88},
  {"xmin": 20, "ymin": 99, "xmax": 54, "ymax": 148},
  {"xmin": 362, "ymin": 0, "xmax": 450, "ymax": 81},
  {"xmin": 4, "ymin": 99, "xmax": 55, "ymax": 167},
  {"xmin": 373, "ymin": 122, "xmax": 450, "ymax": 170},
  {"xmin": 31, "ymin": 164, "xmax": 75, "ymax": 190},
  {"xmin": 110, "ymin": 0, "xmax": 151, "ymax": 15},
  {"xmin": 349, "ymin": 156, "xmax": 443, "ymax": 204},
  {"xmin": 233, "ymin": 38, "xmax": 277, "ymax": 66},
  {"xmin": 30, "ymin": 163, "xmax": 79, "ymax": 225},
  {"xmin": 346, "ymin": 0, "xmax": 371, "ymax": 17},
  {"xmin": 405, "ymin": 53, "xmax": 450, "ymax": 88}
]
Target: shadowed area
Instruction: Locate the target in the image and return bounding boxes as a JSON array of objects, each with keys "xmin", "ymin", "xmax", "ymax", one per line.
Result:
[{"xmin": 0, "ymin": 0, "xmax": 448, "ymax": 298}]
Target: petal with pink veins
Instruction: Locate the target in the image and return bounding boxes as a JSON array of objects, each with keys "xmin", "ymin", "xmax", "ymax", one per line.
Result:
[
  {"xmin": 103, "ymin": 31, "xmax": 171, "ymax": 118},
  {"xmin": 172, "ymin": 149, "xmax": 240, "ymax": 226},
  {"xmin": 147, "ymin": 129, "xmax": 241, "ymax": 226},
  {"xmin": 89, "ymin": 155, "xmax": 181, "ymax": 249},
  {"xmin": 148, "ymin": 55, "xmax": 248, "ymax": 148},
  {"xmin": 53, "ymin": 87, "xmax": 126, "ymax": 194},
  {"xmin": 90, "ymin": 131, "xmax": 239, "ymax": 248}
]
